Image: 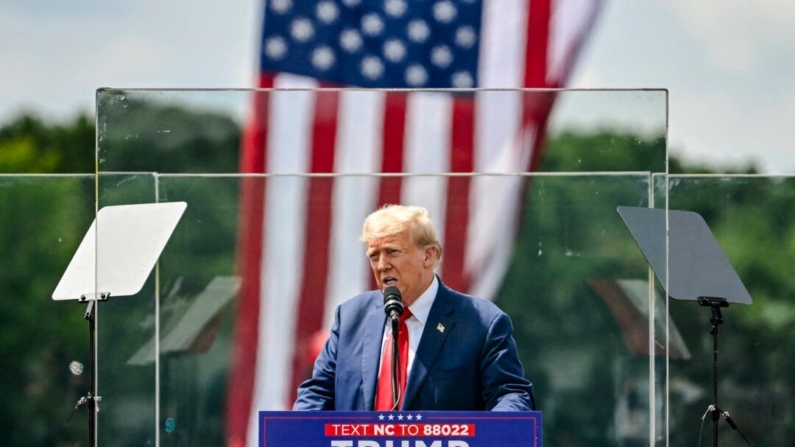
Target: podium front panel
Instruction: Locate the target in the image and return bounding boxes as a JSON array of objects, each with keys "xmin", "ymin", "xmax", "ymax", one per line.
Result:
[{"xmin": 259, "ymin": 411, "xmax": 542, "ymax": 447}]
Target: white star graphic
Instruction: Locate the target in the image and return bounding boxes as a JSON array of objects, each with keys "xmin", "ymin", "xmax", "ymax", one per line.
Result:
[
  {"xmin": 378, "ymin": 414, "xmax": 385, "ymax": 420},
  {"xmin": 433, "ymin": 1, "xmax": 457, "ymax": 23},
  {"xmin": 407, "ymin": 20, "xmax": 430, "ymax": 43},
  {"xmin": 361, "ymin": 56, "xmax": 384, "ymax": 80},
  {"xmin": 406, "ymin": 414, "xmax": 414, "ymax": 421},
  {"xmin": 270, "ymin": 0, "xmax": 292, "ymax": 15},
  {"xmin": 264, "ymin": 36, "xmax": 287, "ymax": 60},
  {"xmin": 311, "ymin": 46, "xmax": 335, "ymax": 71},
  {"xmin": 405, "ymin": 65, "xmax": 428, "ymax": 87},
  {"xmin": 316, "ymin": 1, "xmax": 339, "ymax": 24},
  {"xmin": 452, "ymin": 71, "xmax": 474, "ymax": 88},
  {"xmin": 388, "ymin": 414, "xmax": 395, "ymax": 421},
  {"xmin": 431, "ymin": 45, "xmax": 453, "ymax": 68},
  {"xmin": 384, "ymin": 0, "xmax": 407, "ymax": 17},
  {"xmin": 362, "ymin": 13, "xmax": 384, "ymax": 36},
  {"xmin": 455, "ymin": 26, "xmax": 477, "ymax": 49},
  {"xmin": 415, "ymin": 414, "xmax": 422, "ymax": 420},
  {"xmin": 340, "ymin": 29, "xmax": 363, "ymax": 53},
  {"xmin": 397, "ymin": 414, "xmax": 404, "ymax": 420},
  {"xmin": 383, "ymin": 39, "xmax": 407, "ymax": 63},
  {"xmin": 290, "ymin": 17, "xmax": 315, "ymax": 42}
]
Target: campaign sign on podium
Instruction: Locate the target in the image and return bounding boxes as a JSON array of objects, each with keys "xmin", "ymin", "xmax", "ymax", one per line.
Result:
[{"xmin": 259, "ymin": 411, "xmax": 542, "ymax": 447}]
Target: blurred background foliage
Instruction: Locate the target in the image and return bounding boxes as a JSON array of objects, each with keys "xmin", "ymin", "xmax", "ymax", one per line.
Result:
[{"xmin": 2, "ymin": 101, "xmax": 789, "ymax": 447}]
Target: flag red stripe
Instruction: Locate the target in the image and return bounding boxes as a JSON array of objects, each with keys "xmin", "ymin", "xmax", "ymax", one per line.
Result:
[
  {"xmin": 524, "ymin": 0, "xmax": 553, "ymax": 171},
  {"xmin": 226, "ymin": 74, "xmax": 274, "ymax": 447},
  {"xmin": 524, "ymin": 0, "xmax": 551, "ymax": 88},
  {"xmin": 528, "ymin": 109, "xmax": 552, "ymax": 171},
  {"xmin": 289, "ymin": 90, "xmax": 340, "ymax": 404},
  {"xmin": 441, "ymin": 97, "xmax": 475, "ymax": 291},
  {"xmin": 377, "ymin": 92, "xmax": 407, "ymax": 206},
  {"xmin": 370, "ymin": 91, "xmax": 408, "ymax": 289}
]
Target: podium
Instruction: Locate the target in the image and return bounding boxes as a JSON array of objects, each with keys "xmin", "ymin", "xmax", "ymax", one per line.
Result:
[{"xmin": 258, "ymin": 411, "xmax": 543, "ymax": 447}]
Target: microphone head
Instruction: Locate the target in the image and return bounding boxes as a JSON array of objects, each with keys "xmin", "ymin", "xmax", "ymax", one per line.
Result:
[
  {"xmin": 383, "ymin": 285, "xmax": 401, "ymax": 299},
  {"xmin": 383, "ymin": 286, "xmax": 404, "ymax": 318}
]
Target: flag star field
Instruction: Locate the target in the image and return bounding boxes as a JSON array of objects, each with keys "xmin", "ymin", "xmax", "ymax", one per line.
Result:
[{"xmin": 260, "ymin": 0, "xmax": 483, "ymax": 88}]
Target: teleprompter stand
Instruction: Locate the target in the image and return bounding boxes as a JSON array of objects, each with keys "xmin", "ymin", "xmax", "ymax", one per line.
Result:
[
  {"xmin": 618, "ymin": 206, "xmax": 753, "ymax": 447},
  {"xmin": 52, "ymin": 202, "xmax": 187, "ymax": 447},
  {"xmin": 697, "ymin": 296, "xmax": 750, "ymax": 446}
]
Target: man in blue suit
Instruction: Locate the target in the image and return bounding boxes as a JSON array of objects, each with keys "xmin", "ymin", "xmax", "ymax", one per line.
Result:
[{"xmin": 293, "ymin": 205, "xmax": 535, "ymax": 411}]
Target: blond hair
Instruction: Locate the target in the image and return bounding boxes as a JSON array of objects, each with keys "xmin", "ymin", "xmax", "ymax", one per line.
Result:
[{"xmin": 360, "ymin": 204, "xmax": 443, "ymax": 266}]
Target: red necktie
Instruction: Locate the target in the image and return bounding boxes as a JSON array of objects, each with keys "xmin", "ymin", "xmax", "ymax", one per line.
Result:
[{"xmin": 375, "ymin": 309, "xmax": 412, "ymax": 411}]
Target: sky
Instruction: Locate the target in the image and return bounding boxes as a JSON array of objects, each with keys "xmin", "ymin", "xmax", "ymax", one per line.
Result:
[{"xmin": 2, "ymin": 0, "xmax": 794, "ymax": 173}]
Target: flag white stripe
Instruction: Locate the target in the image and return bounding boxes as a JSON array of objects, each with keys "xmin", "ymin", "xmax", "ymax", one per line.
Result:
[
  {"xmin": 478, "ymin": 0, "xmax": 528, "ymax": 88},
  {"xmin": 326, "ymin": 175, "xmax": 380, "ymax": 323},
  {"xmin": 248, "ymin": 181, "xmax": 311, "ymax": 444},
  {"xmin": 403, "ymin": 92, "xmax": 451, "ymax": 247},
  {"xmin": 548, "ymin": 0, "xmax": 602, "ymax": 85},
  {"xmin": 467, "ymin": 166, "xmax": 530, "ymax": 299},
  {"xmin": 267, "ymin": 89, "xmax": 315, "ymax": 173},
  {"xmin": 334, "ymin": 91, "xmax": 384, "ymax": 175},
  {"xmin": 248, "ymin": 86, "xmax": 316, "ymax": 447},
  {"xmin": 467, "ymin": 0, "xmax": 529, "ymax": 296},
  {"xmin": 274, "ymin": 73, "xmax": 320, "ymax": 90},
  {"xmin": 404, "ymin": 93, "xmax": 452, "ymax": 174},
  {"xmin": 325, "ymin": 91, "xmax": 385, "ymax": 325},
  {"xmin": 474, "ymin": 91, "xmax": 524, "ymax": 171}
]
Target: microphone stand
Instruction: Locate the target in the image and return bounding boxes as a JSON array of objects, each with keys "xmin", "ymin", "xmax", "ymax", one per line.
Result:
[
  {"xmin": 382, "ymin": 286, "xmax": 404, "ymax": 411},
  {"xmin": 389, "ymin": 315, "xmax": 400, "ymax": 410}
]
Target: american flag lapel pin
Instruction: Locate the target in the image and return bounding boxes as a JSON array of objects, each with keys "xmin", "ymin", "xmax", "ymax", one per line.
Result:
[{"xmin": 437, "ymin": 323, "xmax": 445, "ymax": 333}]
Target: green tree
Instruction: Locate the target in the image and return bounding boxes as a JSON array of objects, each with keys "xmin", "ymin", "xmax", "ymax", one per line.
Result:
[
  {"xmin": 3, "ymin": 108, "xmax": 786, "ymax": 447},
  {"xmin": 97, "ymin": 93, "xmax": 241, "ymax": 173},
  {"xmin": 0, "ymin": 114, "xmax": 95, "ymax": 173},
  {"xmin": 0, "ymin": 175, "xmax": 94, "ymax": 445},
  {"xmin": 502, "ymin": 130, "xmax": 781, "ymax": 446},
  {"xmin": 0, "ymin": 104, "xmax": 241, "ymax": 446}
]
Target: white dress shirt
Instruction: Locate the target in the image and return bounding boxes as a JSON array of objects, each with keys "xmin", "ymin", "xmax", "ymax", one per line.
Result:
[{"xmin": 377, "ymin": 275, "xmax": 439, "ymax": 378}]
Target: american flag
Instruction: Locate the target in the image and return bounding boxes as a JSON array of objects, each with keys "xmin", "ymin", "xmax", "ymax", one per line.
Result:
[{"xmin": 227, "ymin": 1, "xmax": 603, "ymax": 446}]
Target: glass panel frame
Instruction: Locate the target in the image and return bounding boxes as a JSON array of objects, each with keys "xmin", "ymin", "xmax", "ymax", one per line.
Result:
[
  {"xmin": 94, "ymin": 88, "xmax": 670, "ymax": 447},
  {"xmin": 660, "ymin": 174, "xmax": 795, "ymax": 446}
]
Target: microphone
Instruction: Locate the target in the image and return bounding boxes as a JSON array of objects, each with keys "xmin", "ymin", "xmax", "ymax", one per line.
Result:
[{"xmin": 383, "ymin": 286, "xmax": 404, "ymax": 320}]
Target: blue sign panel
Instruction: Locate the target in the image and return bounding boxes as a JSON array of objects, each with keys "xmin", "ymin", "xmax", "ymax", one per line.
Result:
[{"xmin": 259, "ymin": 411, "xmax": 542, "ymax": 447}]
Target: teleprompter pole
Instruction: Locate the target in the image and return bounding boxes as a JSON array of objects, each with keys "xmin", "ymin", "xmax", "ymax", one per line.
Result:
[
  {"xmin": 82, "ymin": 294, "xmax": 108, "ymax": 447},
  {"xmin": 698, "ymin": 296, "xmax": 727, "ymax": 447}
]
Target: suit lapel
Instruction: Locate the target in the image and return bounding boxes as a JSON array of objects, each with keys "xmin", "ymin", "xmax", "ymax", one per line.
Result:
[
  {"xmin": 402, "ymin": 282, "xmax": 456, "ymax": 409},
  {"xmin": 362, "ymin": 295, "xmax": 387, "ymax": 410}
]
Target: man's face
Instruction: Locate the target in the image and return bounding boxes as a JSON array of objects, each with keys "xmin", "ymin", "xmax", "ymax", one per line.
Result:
[{"xmin": 366, "ymin": 229, "xmax": 434, "ymax": 307}]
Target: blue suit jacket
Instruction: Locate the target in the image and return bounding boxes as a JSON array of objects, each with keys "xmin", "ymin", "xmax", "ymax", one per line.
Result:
[{"xmin": 293, "ymin": 279, "xmax": 535, "ymax": 411}]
